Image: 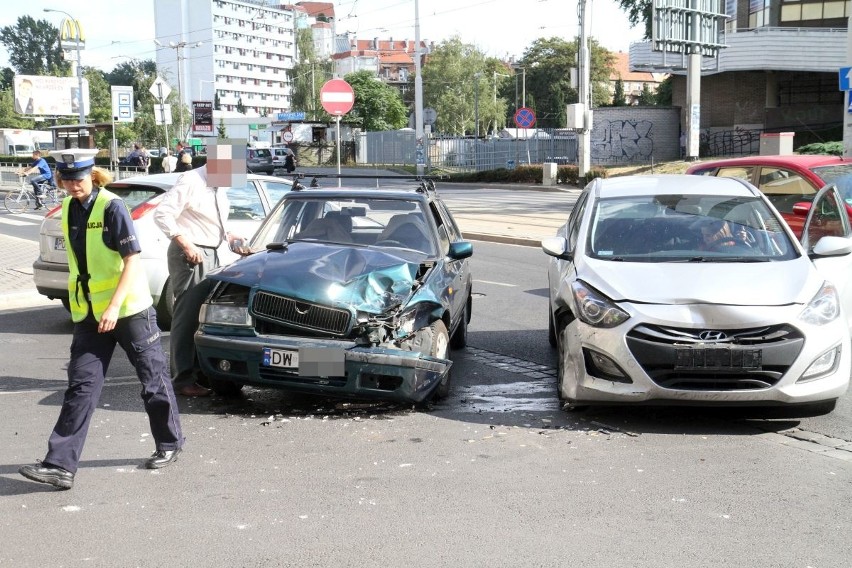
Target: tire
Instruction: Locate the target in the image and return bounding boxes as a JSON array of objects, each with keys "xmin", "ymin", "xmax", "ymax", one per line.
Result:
[
  {"xmin": 155, "ymin": 278, "xmax": 175, "ymax": 331},
  {"xmin": 547, "ymin": 308, "xmax": 557, "ymax": 348},
  {"xmin": 449, "ymin": 296, "xmax": 470, "ymax": 349},
  {"xmin": 409, "ymin": 320, "xmax": 451, "ymax": 400},
  {"xmin": 555, "ymin": 320, "xmax": 567, "ymax": 402},
  {"xmin": 5, "ymin": 192, "xmax": 30, "ymax": 213},
  {"xmin": 209, "ymin": 378, "xmax": 244, "ymax": 397}
]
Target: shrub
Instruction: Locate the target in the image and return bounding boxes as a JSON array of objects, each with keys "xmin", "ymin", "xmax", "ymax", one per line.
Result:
[{"xmin": 797, "ymin": 142, "xmax": 842, "ymax": 156}]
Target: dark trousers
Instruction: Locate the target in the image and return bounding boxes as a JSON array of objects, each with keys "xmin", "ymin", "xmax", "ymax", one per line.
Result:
[
  {"xmin": 45, "ymin": 307, "xmax": 183, "ymax": 474},
  {"xmin": 167, "ymin": 239, "xmax": 218, "ymax": 388}
]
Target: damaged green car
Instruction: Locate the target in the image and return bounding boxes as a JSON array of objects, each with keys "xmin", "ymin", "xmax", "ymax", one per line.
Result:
[{"xmin": 195, "ymin": 179, "xmax": 473, "ymax": 403}]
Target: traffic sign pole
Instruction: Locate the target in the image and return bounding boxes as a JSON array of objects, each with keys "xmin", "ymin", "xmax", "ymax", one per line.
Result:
[
  {"xmin": 845, "ymin": 17, "xmax": 852, "ymax": 157},
  {"xmin": 320, "ymin": 79, "xmax": 355, "ymax": 186}
]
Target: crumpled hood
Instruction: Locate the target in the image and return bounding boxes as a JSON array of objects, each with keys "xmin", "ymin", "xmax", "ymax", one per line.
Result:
[
  {"xmin": 213, "ymin": 243, "xmax": 425, "ymax": 313},
  {"xmin": 578, "ymin": 256, "xmax": 820, "ymax": 306}
]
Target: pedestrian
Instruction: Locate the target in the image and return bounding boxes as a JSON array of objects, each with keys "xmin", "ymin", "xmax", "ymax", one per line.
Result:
[
  {"xmin": 162, "ymin": 149, "xmax": 178, "ymax": 173},
  {"xmin": 17, "ymin": 149, "xmax": 55, "ymax": 210},
  {"xmin": 153, "ymin": 141, "xmax": 249, "ymax": 397},
  {"xmin": 19, "ymin": 149, "xmax": 184, "ymax": 490},
  {"xmin": 283, "ymin": 144, "xmax": 297, "ymax": 173},
  {"xmin": 174, "ymin": 151, "xmax": 193, "ymax": 173}
]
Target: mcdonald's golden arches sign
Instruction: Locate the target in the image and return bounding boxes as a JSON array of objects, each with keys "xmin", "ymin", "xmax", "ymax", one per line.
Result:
[{"xmin": 59, "ymin": 18, "xmax": 85, "ymax": 50}]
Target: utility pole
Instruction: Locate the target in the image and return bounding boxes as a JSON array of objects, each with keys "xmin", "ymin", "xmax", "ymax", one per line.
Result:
[
  {"xmin": 155, "ymin": 39, "xmax": 203, "ymax": 142},
  {"xmin": 414, "ymin": 0, "xmax": 425, "ymax": 174},
  {"xmin": 577, "ymin": 0, "xmax": 592, "ymax": 182},
  {"xmin": 44, "ymin": 9, "xmax": 86, "ymax": 142},
  {"xmin": 845, "ymin": 15, "xmax": 852, "ymax": 157}
]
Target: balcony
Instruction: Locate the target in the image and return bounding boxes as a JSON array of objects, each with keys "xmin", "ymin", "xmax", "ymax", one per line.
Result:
[{"xmin": 630, "ymin": 27, "xmax": 847, "ymax": 75}]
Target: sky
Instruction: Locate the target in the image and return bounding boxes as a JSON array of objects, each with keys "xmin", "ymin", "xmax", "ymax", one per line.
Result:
[{"xmin": 0, "ymin": 0, "xmax": 646, "ymax": 72}]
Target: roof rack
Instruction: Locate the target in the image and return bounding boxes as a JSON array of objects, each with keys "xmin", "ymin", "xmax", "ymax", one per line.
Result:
[{"xmin": 287, "ymin": 172, "xmax": 443, "ymax": 194}]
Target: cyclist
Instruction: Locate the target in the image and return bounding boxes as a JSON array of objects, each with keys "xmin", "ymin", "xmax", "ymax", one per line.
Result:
[{"xmin": 18, "ymin": 149, "xmax": 55, "ymax": 210}]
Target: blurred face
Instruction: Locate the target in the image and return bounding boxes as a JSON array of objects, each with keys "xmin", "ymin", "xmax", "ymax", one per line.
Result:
[
  {"xmin": 60, "ymin": 174, "xmax": 94, "ymax": 202},
  {"xmin": 207, "ymin": 140, "xmax": 247, "ymax": 187}
]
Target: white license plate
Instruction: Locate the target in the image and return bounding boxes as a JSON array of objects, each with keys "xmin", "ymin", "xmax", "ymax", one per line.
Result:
[
  {"xmin": 262, "ymin": 347, "xmax": 298, "ymax": 369},
  {"xmin": 54, "ymin": 237, "xmax": 65, "ymax": 251}
]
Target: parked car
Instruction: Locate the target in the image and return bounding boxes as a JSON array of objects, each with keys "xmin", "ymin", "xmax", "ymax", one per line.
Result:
[
  {"xmin": 194, "ymin": 178, "xmax": 473, "ymax": 404},
  {"xmin": 246, "ymin": 147, "xmax": 274, "ymax": 175},
  {"xmin": 270, "ymin": 146, "xmax": 296, "ymax": 171},
  {"xmin": 32, "ymin": 172, "xmax": 293, "ymax": 329},
  {"xmin": 686, "ymin": 155, "xmax": 852, "ymax": 237},
  {"xmin": 543, "ymin": 174, "xmax": 852, "ymax": 414}
]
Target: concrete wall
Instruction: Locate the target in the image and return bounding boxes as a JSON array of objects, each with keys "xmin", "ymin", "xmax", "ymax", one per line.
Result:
[{"xmin": 591, "ymin": 106, "xmax": 681, "ymax": 164}]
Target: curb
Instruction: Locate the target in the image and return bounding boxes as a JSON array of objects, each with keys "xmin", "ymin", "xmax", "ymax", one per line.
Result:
[{"xmin": 0, "ymin": 290, "xmax": 56, "ymax": 312}]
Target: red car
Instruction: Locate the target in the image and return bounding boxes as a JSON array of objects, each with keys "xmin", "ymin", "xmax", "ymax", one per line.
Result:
[{"xmin": 686, "ymin": 155, "xmax": 852, "ymax": 237}]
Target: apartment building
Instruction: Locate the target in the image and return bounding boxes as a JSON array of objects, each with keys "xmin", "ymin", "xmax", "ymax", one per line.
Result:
[
  {"xmin": 608, "ymin": 51, "xmax": 667, "ymax": 105},
  {"xmin": 153, "ymin": 0, "xmax": 298, "ymax": 122}
]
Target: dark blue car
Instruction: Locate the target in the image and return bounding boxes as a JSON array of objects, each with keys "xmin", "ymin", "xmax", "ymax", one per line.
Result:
[{"xmin": 195, "ymin": 179, "xmax": 473, "ymax": 404}]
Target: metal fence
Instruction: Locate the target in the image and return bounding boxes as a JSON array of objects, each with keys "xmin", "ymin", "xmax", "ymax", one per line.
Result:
[
  {"xmin": 0, "ymin": 161, "xmax": 149, "ymax": 188},
  {"xmin": 357, "ymin": 129, "xmax": 579, "ymax": 172}
]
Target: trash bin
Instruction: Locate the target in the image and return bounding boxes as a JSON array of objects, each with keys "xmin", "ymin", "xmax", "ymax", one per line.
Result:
[
  {"xmin": 543, "ymin": 162, "xmax": 558, "ymax": 186},
  {"xmin": 759, "ymin": 132, "xmax": 794, "ymax": 156}
]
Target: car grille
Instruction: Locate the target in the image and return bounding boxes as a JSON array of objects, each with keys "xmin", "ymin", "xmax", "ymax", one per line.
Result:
[
  {"xmin": 251, "ymin": 291, "xmax": 351, "ymax": 336},
  {"xmin": 625, "ymin": 323, "xmax": 805, "ymax": 391}
]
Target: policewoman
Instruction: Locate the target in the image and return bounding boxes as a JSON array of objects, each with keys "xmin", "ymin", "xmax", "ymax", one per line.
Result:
[{"xmin": 19, "ymin": 149, "xmax": 184, "ymax": 490}]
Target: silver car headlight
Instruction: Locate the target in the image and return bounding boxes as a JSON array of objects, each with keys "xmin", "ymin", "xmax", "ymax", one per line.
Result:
[
  {"xmin": 799, "ymin": 282, "xmax": 840, "ymax": 326},
  {"xmin": 570, "ymin": 280, "xmax": 630, "ymax": 328},
  {"xmin": 199, "ymin": 304, "xmax": 252, "ymax": 326}
]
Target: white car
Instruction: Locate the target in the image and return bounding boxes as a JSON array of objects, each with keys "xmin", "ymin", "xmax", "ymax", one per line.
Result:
[
  {"xmin": 32, "ymin": 172, "xmax": 293, "ymax": 329},
  {"xmin": 543, "ymin": 174, "xmax": 852, "ymax": 414}
]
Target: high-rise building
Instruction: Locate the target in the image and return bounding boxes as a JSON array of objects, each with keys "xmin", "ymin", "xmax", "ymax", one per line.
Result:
[{"xmin": 153, "ymin": 0, "xmax": 298, "ymax": 127}]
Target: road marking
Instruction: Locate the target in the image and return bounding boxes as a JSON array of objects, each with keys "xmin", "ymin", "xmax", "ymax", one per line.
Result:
[
  {"xmin": 475, "ymin": 279, "xmax": 516, "ymax": 287},
  {"xmin": 19, "ymin": 213, "xmax": 46, "ymax": 221},
  {"xmin": 0, "ymin": 216, "xmax": 33, "ymax": 226}
]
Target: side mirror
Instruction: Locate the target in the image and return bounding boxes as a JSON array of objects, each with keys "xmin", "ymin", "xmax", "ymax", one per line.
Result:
[
  {"xmin": 448, "ymin": 241, "xmax": 473, "ymax": 260},
  {"xmin": 792, "ymin": 202, "xmax": 812, "ymax": 217},
  {"xmin": 542, "ymin": 236, "xmax": 571, "ymax": 260},
  {"xmin": 812, "ymin": 235, "xmax": 852, "ymax": 257}
]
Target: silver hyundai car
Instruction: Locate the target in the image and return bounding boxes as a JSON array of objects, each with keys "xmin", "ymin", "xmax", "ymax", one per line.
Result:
[{"xmin": 543, "ymin": 174, "xmax": 852, "ymax": 414}]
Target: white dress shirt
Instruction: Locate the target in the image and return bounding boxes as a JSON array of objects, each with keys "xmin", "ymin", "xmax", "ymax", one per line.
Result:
[{"xmin": 153, "ymin": 166, "xmax": 230, "ymax": 247}]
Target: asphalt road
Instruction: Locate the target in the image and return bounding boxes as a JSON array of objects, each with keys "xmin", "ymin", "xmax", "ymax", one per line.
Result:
[{"xmin": 1, "ymin": 242, "xmax": 851, "ymax": 567}]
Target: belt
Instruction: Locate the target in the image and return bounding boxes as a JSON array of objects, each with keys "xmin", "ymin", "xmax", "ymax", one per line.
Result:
[{"xmin": 194, "ymin": 244, "xmax": 220, "ymax": 250}]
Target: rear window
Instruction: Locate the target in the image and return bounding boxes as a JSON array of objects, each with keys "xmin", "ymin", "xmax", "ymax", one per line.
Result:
[
  {"xmin": 106, "ymin": 185, "xmax": 163, "ymax": 210},
  {"xmin": 250, "ymin": 149, "xmax": 271, "ymax": 159}
]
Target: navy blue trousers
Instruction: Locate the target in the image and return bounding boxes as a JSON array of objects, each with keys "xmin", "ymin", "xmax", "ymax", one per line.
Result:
[{"xmin": 44, "ymin": 306, "xmax": 184, "ymax": 474}]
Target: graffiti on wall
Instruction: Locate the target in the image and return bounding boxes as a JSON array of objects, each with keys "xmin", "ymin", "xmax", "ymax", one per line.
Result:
[{"xmin": 591, "ymin": 119, "xmax": 654, "ymax": 163}]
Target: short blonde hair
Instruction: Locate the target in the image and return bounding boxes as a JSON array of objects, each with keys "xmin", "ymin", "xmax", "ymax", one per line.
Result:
[
  {"xmin": 55, "ymin": 166, "xmax": 114, "ymax": 188},
  {"xmin": 180, "ymin": 153, "xmax": 192, "ymax": 165}
]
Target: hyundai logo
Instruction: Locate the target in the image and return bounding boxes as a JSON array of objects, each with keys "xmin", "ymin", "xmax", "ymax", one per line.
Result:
[{"xmin": 699, "ymin": 330, "xmax": 727, "ymax": 341}]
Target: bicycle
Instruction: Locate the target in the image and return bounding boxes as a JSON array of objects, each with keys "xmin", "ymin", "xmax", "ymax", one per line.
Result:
[{"xmin": 4, "ymin": 175, "xmax": 67, "ymax": 213}]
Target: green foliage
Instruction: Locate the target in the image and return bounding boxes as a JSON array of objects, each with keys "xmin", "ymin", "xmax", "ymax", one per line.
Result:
[
  {"xmin": 655, "ymin": 76, "xmax": 673, "ymax": 105},
  {"xmin": 797, "ymin": 141, "xmax": 842, "ymax": 156},
  {"xmin": 617, "ymin": 0, "xmax": 653, "ymax": 40},
  {"xmin": 0, "ymin": 16, "xmax": 68, "ymax": 76},
  {"xmin": 421, "ymin": 37, "xmax": 488, "ymax": 135},
  {"xmin": 289, "ymin": 28, "xmax": 334, "ymax": 121},
  {"xmin": 236, "ymin": 97, "xmax": 246, "ymax": 114},
  {"xmin": 445, "ymin": 164, "xmax": 608, "ymax": 185},
  {"xmin": 515, "ymin": 37, "xmax": 615, "ymax": 127},
  {"xmin": 613, "ymin": 80, "xmax": 627, "ymax": 106},
  {"xmin": 344, "ymin": 70, "xmax": 407, "ymax": 131},
  {"xmin": 638, "ymin": 83, "xmax": 657, "ymax": 106}
]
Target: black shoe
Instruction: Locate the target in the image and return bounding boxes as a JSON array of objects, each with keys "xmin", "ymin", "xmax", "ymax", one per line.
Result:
[
  {"xmin": 145, "ymin": 448, "xmax": 182, "ymax": 469},
  {"xmin": 19, "ymin": 463, "xmax": 74, "ymax": 489},
  {"xmin": 34, "ymin": 205, "xmax": 44, "ymax": 210}
]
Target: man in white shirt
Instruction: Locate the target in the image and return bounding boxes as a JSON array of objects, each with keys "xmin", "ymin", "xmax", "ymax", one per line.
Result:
[{"xmin": 153, "ymin": 141, "xmax": 248, "ymax": 396}]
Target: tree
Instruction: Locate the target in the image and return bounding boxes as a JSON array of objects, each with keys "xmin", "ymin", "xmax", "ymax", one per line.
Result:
[
  {"xmin": 0, "ymin": 16, "xmax": 68, "ymax": 75},
  {"xmin": 613, "ymin": 79, "xmax": 627, "ymax": 106},
  {"xmin": 104, "ymin": 59, "xmax": 163, "ymax": 149},
  {"xmin": 638, "ymin": 83, "xmax": 657, "ymax": 105},
  {"xmin": 616, "ymin": 0, "xmax": 653, "ymax": 40},
  {"xmin": 421, "ymin": 36, "xmax": 491, "ymax": 135},
  {"xmin": 655, "ymin": 76, "xmax": 673, "ymax": 106},
  {"xmin": 236, "ymin": 97, "xmax": 246, "ymax": 115},
  {"xmin": 344, "ymin": 70, "xmax": 407, "ymax": 131},
  {"xmin": 511, "ymin": 37, "xmax": 615, "ymax": 128},
  {"xmin": 289, "ymin": 28, "xmax": 333, "ymax": 121}
]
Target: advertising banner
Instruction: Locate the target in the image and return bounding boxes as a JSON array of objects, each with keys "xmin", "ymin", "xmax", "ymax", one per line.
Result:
[
  {"xmin": 193, "ymin": 101, "xmax": 214, "ymax": 133},
  {"xmin": 13, "ymin": 75, "xmax": 90, "ymax": 117}
]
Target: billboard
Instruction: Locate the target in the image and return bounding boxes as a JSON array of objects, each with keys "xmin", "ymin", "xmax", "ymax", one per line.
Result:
[
  {"xmin": 193, "ymin": 101, "xmax": 214, "ymax": 133},
  {"xmin": 13, "ymin": 75, "xmax": 91, "ymax": 117}
]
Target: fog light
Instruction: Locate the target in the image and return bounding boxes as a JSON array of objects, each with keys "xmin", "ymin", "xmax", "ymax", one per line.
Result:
[
  {"xmin": 583, "ymin": 348, "xmax": 632, "ymax": 383},
  {"xmin": 218, "ymin": 359, "xmax": 232, "ymax": 372},
  {"xmin": 798, "ymin": 346, "xmax": 840, "ymax": 383}
]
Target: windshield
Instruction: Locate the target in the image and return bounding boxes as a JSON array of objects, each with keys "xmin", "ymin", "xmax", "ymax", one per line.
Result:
[
  {"xmin": 253, "ymin": 196, "xmax": 437, "ymax": 256},
  {"xmin": 812, "ymin": 164, "xmax": 852, "ymax": 204},
  {"xmin": 588, "ymin": 194, "xmax": 798, "ymax": 262}
]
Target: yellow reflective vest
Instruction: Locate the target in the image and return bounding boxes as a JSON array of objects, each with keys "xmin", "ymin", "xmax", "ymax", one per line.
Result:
[{"xmin": 62, "ymin": 189, "xmax": 152, "ymax": 323}]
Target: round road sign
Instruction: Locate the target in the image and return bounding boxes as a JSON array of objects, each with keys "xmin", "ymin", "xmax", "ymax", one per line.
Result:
[
  {"xmin": 514, "ymin": 107, "xmax": 536, "ymax": 129},
  {"xmin": 282, "ymin": 130, "xmax": 294, "ymax": 142},
  {"xmin": 320, "ymin": 79, "xmax": 355, "ymax": 116}
]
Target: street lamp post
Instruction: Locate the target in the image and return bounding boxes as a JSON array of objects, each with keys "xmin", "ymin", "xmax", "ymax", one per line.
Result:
[
  {"xmin": 155, "ymin": 39, "xmax": 203, "ymax": 142},
  {"xmin": 44, "ymin": 8, "xmax": 85, "ymax": 133}
]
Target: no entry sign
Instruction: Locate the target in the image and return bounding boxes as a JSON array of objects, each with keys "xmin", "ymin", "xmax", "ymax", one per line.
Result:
[{"xmin": 320, "ymin": 79, "xmax": 355, "ymax": 115}]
